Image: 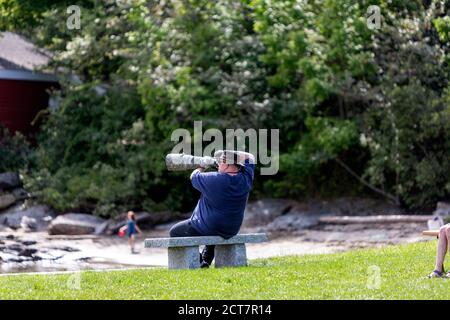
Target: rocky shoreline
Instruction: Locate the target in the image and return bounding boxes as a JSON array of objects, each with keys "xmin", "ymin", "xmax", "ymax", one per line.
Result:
[{"xmin": 0, "ymin": 171, "xmax": 446, "ymax": 274}]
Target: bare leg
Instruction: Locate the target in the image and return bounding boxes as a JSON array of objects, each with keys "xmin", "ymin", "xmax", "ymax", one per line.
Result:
[
  {"xmin": 445, "ymin": 227, "xmax": 450, "ymax": 274},
  {"xmin": 434, "ymin": 226, "xmax": 448, "ymax": 272},
  {"xmin": 129, "ymin": 235, "xmax": 135, "ymax": 253}
]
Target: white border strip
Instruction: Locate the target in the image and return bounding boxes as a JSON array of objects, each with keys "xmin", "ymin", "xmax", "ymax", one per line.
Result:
[{"xmin": 0, "ymin": 70, "xmax": 58, "ymax": 82}]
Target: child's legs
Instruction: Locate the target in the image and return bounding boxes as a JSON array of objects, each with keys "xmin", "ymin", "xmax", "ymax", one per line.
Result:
[{"xmin": 128, "ymin": 234, "xmax": 135, "ymax": 250}]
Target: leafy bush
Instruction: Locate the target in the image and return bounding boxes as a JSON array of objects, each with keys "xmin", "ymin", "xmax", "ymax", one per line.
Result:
[
  {"xmin": 3, "ymin": 0, "xmax": 449, "ymax": 216},
  {"xmin": 0, "ymin": 126, "xmax": 35, "ymax": 173}
]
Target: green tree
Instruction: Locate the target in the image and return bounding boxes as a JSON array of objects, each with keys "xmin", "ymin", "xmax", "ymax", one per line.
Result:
[{"xmin": 2, "ymin": 0, "xmax": 449, "ymax": 215}]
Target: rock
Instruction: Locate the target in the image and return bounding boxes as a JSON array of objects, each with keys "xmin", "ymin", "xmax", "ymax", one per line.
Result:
[
  {"xmin": 242, "ymin": 199, "xmax": 296, "ymax": 228},
  {"xmin": 19, "ymin": 240, "xmax": 37, "ymax": 246},
  {"xmin": 434, "ymin": 202, "xmax": 450, "ymax": 217},
  {"xmin": 48, "ymin": 213, "xmax": 106, "ymax": 235},
  {"xmin": 262, "ymin": 202, "xmax": 325, "ymax": 232},
  {"xmin": 243, "ymin": 197, "xmax": 405, "ymax": 232},
  {"xmin": 154, "ymin": 221, "xmax": 178, "ymax": 231},
  {"xmin": 95, "ymin": 221, "xmax": 109, "ymax": 235},
  {"xmin": 0, "ymin": 252, "xmax": 22, "ymax": 263},
  {"xmin": 149, "ymin": 211, "xmax": 189, "ymax": 226},
  {"xmin": 0, "ymin": 172, "xmax": 21, "ymax": 191},
  {"xmin": 5, "ymin": 243, "xmax": 24, "ymax": 252},
  {"xmin": 32, "ymin": 252, "xmax": 63, "ymax": 261},
  {"xmin": 265, "ymin": 212, "xmax": 320, "ymax": 232},
  {"xmin": 45, "ymin": 245, "xmax": 80, "ymax": 252},
  {"xmin": 308, "ymin": 197, "xmax": 403, "ymax": 216},
  {"xmin": 6, "ymin": 256, "xmax": 30, "ymax": 263},
  {"xmin": 0, "ymin": 202, "xmax": 26, "ymax": 218},
  {"xmin": 20, "ymin": 216, "xmax": 37, "ymax": 231},
  {"xmin": 0, "ymin": 205, "xmax": 55, "ymax": 230},
  {"xmin": 11, "ymin": 188, "xmax": 29, "ymax": 201},
  {"xmin": 0, "ymin": 194, "xmax": 16, "ymax": 210},
  {"xmin": 19, "ymin": 248, "xmax": 38, "ymax": 257}
]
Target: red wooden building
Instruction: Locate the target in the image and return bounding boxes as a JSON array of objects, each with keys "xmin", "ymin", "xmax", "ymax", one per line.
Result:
[{"xmin": 0, "ymin": 32, "xmax": 58, "ymax": 136}]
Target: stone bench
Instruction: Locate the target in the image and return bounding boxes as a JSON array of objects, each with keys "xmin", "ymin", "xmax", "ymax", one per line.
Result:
[{"xmin": 144, "ymin": 233, "xmax": 268, "ymax": 269}]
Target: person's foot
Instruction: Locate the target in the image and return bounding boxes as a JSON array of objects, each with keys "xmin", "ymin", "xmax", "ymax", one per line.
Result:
[{"xmin": 428, "ymin": 270, "xmax": 444, "ymax": 278}]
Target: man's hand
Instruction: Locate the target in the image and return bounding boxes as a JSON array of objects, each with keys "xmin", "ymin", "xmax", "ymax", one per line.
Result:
[
  {"xmin": 236, "ymin": 151, "xmax": 255, "ymax": 164},
  {"xmin": 190, "ymin": 167, "xmax": 205, "ymax": 180}
]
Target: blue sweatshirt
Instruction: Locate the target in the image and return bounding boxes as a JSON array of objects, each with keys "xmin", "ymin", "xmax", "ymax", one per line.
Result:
[{"xmin": 189, "ymin": 159, "xmax": 255, "ymax": 239}]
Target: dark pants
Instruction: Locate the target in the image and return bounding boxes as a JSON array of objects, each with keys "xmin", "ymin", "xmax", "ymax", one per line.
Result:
[{"xmin": 169, "ymin": 219, "xmax": 215, "ymax": 265}]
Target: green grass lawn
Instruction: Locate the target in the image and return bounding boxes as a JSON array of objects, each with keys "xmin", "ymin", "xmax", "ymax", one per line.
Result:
[{"xmin": 0, "ymin": 240, "xmax": 449, "ymax": 299}]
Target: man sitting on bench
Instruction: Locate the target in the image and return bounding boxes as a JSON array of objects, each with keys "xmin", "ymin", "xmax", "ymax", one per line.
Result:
[{"xmin": 169, "ymin": 150, "xmax": 255, "ymax": 268}]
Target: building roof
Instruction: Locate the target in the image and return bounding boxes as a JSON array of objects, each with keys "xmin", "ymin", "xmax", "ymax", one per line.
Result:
[{"xmin": 0, "ymin": 32, "xmax": 57, "ymax": 82}]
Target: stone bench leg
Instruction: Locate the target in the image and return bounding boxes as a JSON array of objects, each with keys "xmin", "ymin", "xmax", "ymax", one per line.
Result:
[
  {"xmin": 168, "ymin": 246, "xmax": 200, "ymax": 269},
  {"xmin": 214, "ymin": 244, "xmax": 247, "ymax": 268}
]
